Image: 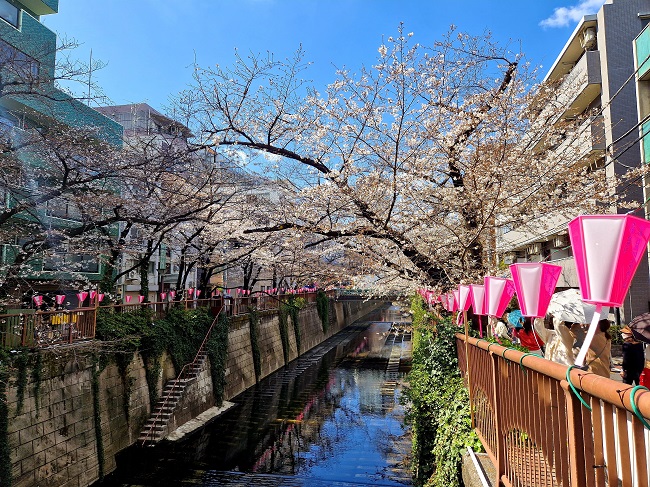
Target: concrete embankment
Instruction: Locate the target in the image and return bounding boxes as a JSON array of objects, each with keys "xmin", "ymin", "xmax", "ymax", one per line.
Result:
[{"xmin": 3, "ymin": 299, "xmax": 383, "ymax": 487}]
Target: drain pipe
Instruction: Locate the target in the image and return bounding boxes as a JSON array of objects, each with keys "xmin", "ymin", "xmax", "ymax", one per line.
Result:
[{"xmin": 466, "ymin": 446, "xmax": 491, "ymax": 487}]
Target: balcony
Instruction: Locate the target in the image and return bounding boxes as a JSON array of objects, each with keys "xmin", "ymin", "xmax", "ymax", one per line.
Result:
[
  {"xmin": 17, "ymin": 0, "xmax": 58, "ymax": 16},
  {"xmin": 548, "ymin": 256, "xmax": 579, "ymax": 288},
  {"xmin": 550, "ymin": 114, "xmax": 606, "ymax": 165},
  {"xmin": 556, "ymin": 50, "xmax": 601, "ymax": 119}
]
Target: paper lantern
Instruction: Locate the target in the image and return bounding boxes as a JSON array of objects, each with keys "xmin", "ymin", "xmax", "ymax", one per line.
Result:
[
  {"xmin": 196, "ymin": 289, "xmax": 201, "ymax": 297},
  {"xmin": 458, "ymin": 285, "xmax": 472, "ymax": 312},
  {"xmin": 445, "ymin": 292, "xmax": 457, "ymax": 312},
  {"xmin": 568, "ymin": 214, "xmax": 650, "ymax": 366},
  {"xmin": 568, "ymin": 214, "xmax": 650, "ymax": 307},
  {"xmin": 469, "ymin": 285, "xmax": 486, "ymax": 315},
  {"xmin": 510, "ymin": 263, "xmax": 562, "ymax": 318},
  {"xmin": 188, "ymin": 288, "xmax": 194, "ymax": 296},
  {"xmin": 484, "ymin": 277, "xmax": 515, "ymax": 318},
  {"xmin": 125, "ymin": 296, "xmax": 132, "ymax": 303},
  {"xmin": 89, "ymin": 290, "xmax": 97, "ymax": 301},
  {"xmin": 77, "ymin": 292, "xmax": 88, "ymax": 306},
  {"xmin": 160, "ymin": 292, "xmax": 167, "ymax": 300},
  {"xmin": 56, "ymin": 295, "xmax": 66, "ymax": 305},
  {"xmin": 169, "ymin": 291, "xmax": 176, "ymax": 299},
  {"xmin": 138, "ymin": 295, "xmax": 145, "ymax": 303},
  {"xmin": 33, "ymin": 295, "xmax": 43, "ymax": 306},
  {"xmin": 98, "ymin": 293, "xmax": 104, "ymax": 303}
]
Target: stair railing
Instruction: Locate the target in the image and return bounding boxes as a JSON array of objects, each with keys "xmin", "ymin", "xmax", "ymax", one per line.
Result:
[{"xmin": 140, "ymin": 306, "xmax": 224, "ymax": 446}]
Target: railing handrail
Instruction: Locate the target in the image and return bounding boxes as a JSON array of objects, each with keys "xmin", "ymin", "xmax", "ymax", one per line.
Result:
[
  {"xmin": 458, "ymin": 333, "xmax": 650, "ymax": 415},
  {"xmin": 140, "ymin": 306, "xmax": 224, "ymax": 446},
  {"xmin": 457, "ymin": 333, "xmax": 650, "ymax": 487}
]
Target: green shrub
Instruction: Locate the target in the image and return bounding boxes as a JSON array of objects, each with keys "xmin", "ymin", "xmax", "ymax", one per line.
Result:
[
  {"xmin": 248, "ymin": 307, "xmax": 261, "ymax": 382},
  {"xmin": 207, "ymin": 313, "xmax": 229, "ymax": 406},
  {"xmin": 403, "ymin": 295, "xmax": 482, "ymax": 487},
  {"xmin": 278, "ymin": 304, "xmax": 291, "ymax": 364},
  {"xmin": 316, "ymin": 291, "xmax": 330, "ymax": 334}
]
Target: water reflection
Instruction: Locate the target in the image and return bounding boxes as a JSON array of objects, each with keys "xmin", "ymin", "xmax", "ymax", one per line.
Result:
[{"xmin": 106, "ymin": 305, "xmax": 412, "ymax": 486}]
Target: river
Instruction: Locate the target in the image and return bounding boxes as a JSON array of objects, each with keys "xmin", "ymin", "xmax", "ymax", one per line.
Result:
[{"xmin": 102, "ymin": 304, "xmax": 413, "ymax": 486}]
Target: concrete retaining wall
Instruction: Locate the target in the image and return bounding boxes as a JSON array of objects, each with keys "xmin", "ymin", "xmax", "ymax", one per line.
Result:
[{"xmin": 4, "ymin": 299, "xmax": 383, "ymax": 487}]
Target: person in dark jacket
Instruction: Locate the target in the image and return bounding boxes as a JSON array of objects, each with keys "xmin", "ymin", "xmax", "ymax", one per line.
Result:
[{"xmin": 620, "ymin": 325, "xmax": 645, "ymax": 385}]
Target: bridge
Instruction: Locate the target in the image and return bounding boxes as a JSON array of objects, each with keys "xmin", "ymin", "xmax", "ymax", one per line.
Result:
[{"xmin": 457, "ymin": 334, "xmax": 650, "ymax": 487}]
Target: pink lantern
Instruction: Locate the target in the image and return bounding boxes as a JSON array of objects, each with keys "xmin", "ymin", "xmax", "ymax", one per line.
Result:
[
  {"xmin": 125, "ymin": 296, "xmax": 132, "ymax": 303},
  {"xmin": 138, "ymin": 295, "xmax": 145, "ymax": 303},
  {"xmin": 77, "ymin": 292, "xmax": 88, "ymax": 306},
  {"xmin": 484, "ymin": 277, "xmax": 515, "ymax": 318},
  {"xmin": 33, "ymin": 295, "xmax": 43, "ymax": 306},
  {"xmin": 188, "ymin": 288, "xmax": 194, "ymax": 296},
  {"xmin": 443, "ymin": 292, "xmax": 457, "ymax": 312},
  {"xmin": 510, "ymin": 263, "xmax": 562, "ymax": 318},
  {"xmin": 169, "ymin": 290, "xmax": 176, "ymax": 299},
  {"xmin": 237, "ymin": 289, "xmax": 242, "ymax": 295},
  {"xmin": 458, "ymin": 285, "xmax": 472, "ymax": 312},
  {"xmin": 56, "ymin": 294, "xmax": 66, "ymax": 305},
  {"xmin": 89, "ymin": 290, "xmax": 97, "ymax": 302},
  {"xmin": 160, "ymin": 292, "xmax": 167, "ymax": 300},
  {"xmin": 470, "ymin": 284, "xmax": 486, "ymax": 337},
  {"xmin": 568, "ymin": 214, "xmax": 650, "ymax": 366},
  {"xmin": 196, "ymin": 289, "xmax": 202, "ymax": 297},
  {"xmin": 98, "ymin": 293, "xmax": 105, "ymax": 303},
  {"xmin": 470, "ymin": 285, "xmax": 486, "ymax": 315}
]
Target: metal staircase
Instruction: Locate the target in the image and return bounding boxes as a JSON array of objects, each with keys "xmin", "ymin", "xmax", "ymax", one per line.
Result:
[{"xmin": 138, "ymin": 309, "xmax": 222, "ymax": 446}]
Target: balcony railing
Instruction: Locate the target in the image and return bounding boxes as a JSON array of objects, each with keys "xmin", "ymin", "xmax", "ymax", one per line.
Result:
[{"xmin": 457, "ymin": 334, "xmax": 650, "ymax": 487}]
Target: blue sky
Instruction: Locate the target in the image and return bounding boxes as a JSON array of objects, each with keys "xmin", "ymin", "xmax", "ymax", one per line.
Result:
[{"xmin": 43, "ymin": 0, "xmax": 607, "ymax": 112}]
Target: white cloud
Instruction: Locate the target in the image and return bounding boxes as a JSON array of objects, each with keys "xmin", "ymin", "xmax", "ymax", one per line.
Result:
[{"xmin": 540, "ymin": 0, "xmax": 606, "ymax": 28}]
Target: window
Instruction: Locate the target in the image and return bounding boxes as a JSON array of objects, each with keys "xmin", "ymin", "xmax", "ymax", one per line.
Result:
[
  {"xmin": 0, "ymin": 38, "xmax": 40, "ymax": 79},
  {"xmin": 0, "ymin": 0, "xmax": 19, "ymax": 28}
]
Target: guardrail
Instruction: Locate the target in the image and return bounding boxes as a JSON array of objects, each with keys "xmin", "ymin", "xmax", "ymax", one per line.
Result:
[
  {"xmin": 456, "ymin": 334, "xmax": 650, "ymax": 487},
  {"xmin": 0, "ymin": 290, "xmax": 335, "ymax": 348},
  {"xmin": 0, "ymin": 307, "xmax": 97, "ymax": 348}
]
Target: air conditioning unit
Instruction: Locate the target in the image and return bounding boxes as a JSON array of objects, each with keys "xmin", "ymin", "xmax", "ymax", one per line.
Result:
[{"xmin": 127, "ymin": 270, "xmax": 138, "ymax": 280}]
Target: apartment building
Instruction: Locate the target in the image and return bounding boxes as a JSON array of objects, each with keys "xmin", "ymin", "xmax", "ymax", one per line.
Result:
[
  {"xmin": 95, "ymin": 103, "xmax": 201, "ymax": 301},
  {"xmin": 0, "ymin": 0, "xmax": 123, "ymax": 301},
  {"xmin": 498, "ymin": 0, "xmax": 650, "ymax": 323}
]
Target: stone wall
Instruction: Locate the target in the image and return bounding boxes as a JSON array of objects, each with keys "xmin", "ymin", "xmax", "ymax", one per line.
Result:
[
  {"xmin": 6, "ymin": 345, "xmax": 151, "ymax": 487},
  {"xmin": 3, "ymin": 298, "xmax": 383, "ymax": 487}
]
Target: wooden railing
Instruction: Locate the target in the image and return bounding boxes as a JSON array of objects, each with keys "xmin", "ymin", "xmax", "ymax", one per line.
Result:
[
  {"xmin": 0, "ymin": 307, "xmax": 97, "ymax": 348},
  {"xmin": 456, "ymin": 334, "xmax": 650, "ymax": 487},
  {"xmin": 0, "ymin": 290, "xmax": 334, "ymax": 348}
]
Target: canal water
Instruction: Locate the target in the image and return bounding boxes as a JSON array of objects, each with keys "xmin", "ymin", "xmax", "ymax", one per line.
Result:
[{"xmin": 104, "ymin": 304, "xmax": 413, "ymax": 486}]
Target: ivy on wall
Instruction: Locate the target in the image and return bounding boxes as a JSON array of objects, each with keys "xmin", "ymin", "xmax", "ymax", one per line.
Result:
[
  {"xmin": 206, "ymin": 313, "xmax": 229, "ymax": 406},
  {"xmin": 403, "ymin": 295, "xmax": 482, "ymax": 487},
  {"xmin": 91, "ymin": 354, "xmax": 105, "ymax": 482},
  {"xmin": 0, "ymin": 348, "xmax": 11, "ymax": 487},
  {"xmin": 31, "ymin": 352, "xmax": 42, "ymax": 417},
  {"xmin": 316, "ymin": 291, "xmax": 330, "ymax": 334},
  {"xmin": 278, "ymin": 305, "xmax": 291, "ymax": 365},
  {"xmin": 13, "ymin": 352, "xmax": 28, "ymax": 417},
  {"xmin": 248, "ymin": 307, "xmax": 262, "ymax": 382},
  {"xmin": 96, "ymin": 306, "xmax": 229, "ymax": 409}
]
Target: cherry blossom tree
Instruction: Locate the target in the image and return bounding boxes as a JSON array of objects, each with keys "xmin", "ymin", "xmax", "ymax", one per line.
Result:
[{"xmin": 185, "ymin": 25, "xmax": 611, "ymax": 292}]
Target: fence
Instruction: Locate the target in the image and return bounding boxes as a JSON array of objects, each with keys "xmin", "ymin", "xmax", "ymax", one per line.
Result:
[
  {"xmin": 456, "ymin": 334, "xmax": 650, "ymax": 487},
  {"xmin": 0, "ymin": 290, "xmax": 332, "ymax": 348}
]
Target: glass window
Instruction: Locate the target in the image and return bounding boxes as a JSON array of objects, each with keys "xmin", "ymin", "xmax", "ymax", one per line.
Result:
[
  {"xmin": 0, "ymin": 0, "xmax": 18, "ymax": 28},
  {"xmin": 0, "ymin": 38, "xmax": 39, "ymax": 79}
]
